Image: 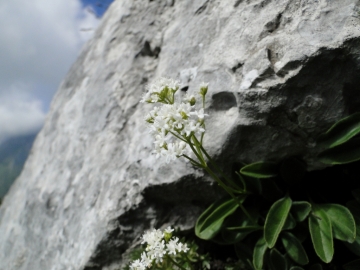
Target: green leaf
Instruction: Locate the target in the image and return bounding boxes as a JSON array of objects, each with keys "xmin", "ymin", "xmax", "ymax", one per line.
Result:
[
  {"xmin": 318, "ymin": 204, "xmax": 356, "ymax": 243},
  {"xmin": 281, "ymin": 232, "xmax": 309, "ymax": 265},
  {"xmin": 264, "ymin": 196, "xmax": 292, "ymax": 248},
  {"xmin": 318, "ymin": 137, "xmax": 360, "ymax": 164},
  {"xmin": 283, "ymin": 213, "xmax": 297, "ymax": 230},
  {"xmin": 195, "ymin": 197, "xmax": 239, "ymax": 240},
  {"xmin": 317, "ymin": 112, "xmax": 360, "ymax": 149},
  {"xmin": 240, "ymin": 161, "xmax": 278, "ymax": 178},
  {"xmin": 343, "ymin": 259, "xmax": 360, "ymax": 270},
  {"xmin": 291, "ymin": 201, "xmax": 312, "ymax": 222},
  {"xmin": 227, "ymin": 225, "xmax": 263, "ymax": 232},
  {"xmin": 237, "ymin": 172, "xmax": 262, "ymax": 194},
  {"xmin": 253, "ymin": 237, "xmax": 268, "ymax": 270},
  {"xmin": 216, "ymin": 207, "xmax": 260, "ymax": 244},
  {"xmin": 308, "ymin": 207, "xmax": 334, "ymax": 263},
  {"xmin": 309, "ymin": 264, "xmax": 323, "ymax": 270},
  {"xmin": 269, "ymin": 249, "xmax": 287, "ymax": 270}
]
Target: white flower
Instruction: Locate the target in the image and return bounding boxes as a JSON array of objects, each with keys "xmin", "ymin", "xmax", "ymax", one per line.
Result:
[
  {"xmin": 177, "ymin": 242, "xmax": 190, "ymax": 253},
  {"xmin": 146, "ymin": 240, "xmax": 166, "ymax": 263},
  {"xmin": 142, "ymin": 78, "xmax": 209, "ymax": 163},
  {"xmin": 164, "ymin": 226, "xmax": 174, "ymax": 234},
  {"xmin": 154, "ymin": 133, "xmax": 167, "ymax": 148},
  {"xmin": 200, "ymin": 82, "xmax": 208, "ymax": 89},
  {"xmin": 140, "ymin": 252, "xmax": 152, "ymax": 268},
  {"xmin": 129, "ymin": 227, "xmax": 191, "ymax": 269},
  {"xmin": 184, "ymin": 92, "xmax": 196, "ymax": 105},
  {"xmin": 182, "ymin": 121, "xmax": 205, "ymax": 137},
  {"xmin": 142, "ymin": 229, "xmax": 164, "ymax": 247},
  {"xmin": 153, "ymin": 77, "xmax": 181, "ymax": 92},
  {"xmin": 166, "ymin": 237, "xmax": 179, "ymax": 255},
  {"xmin": 166, "ymin": 236, "xmax": 190, "ymax": 255},
  {"xmin": 129, "ymin": 259, "xmax": 146, "ymax": 270},
  {"xmin": 191, "ymin": 108, "xmax": 208, "ymax": 120},
  {"xmin": 164, "ymin": 141, "xmax": 189, "ymax": 163},
  {"xmin": 141, "ymin": 77, "xmax": 180, "ymax": 103}
]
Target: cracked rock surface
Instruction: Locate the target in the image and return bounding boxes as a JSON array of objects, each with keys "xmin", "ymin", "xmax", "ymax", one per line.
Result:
[{"xmin": 1, "ymin": 0, "xmax": 360, "ymax": 269}]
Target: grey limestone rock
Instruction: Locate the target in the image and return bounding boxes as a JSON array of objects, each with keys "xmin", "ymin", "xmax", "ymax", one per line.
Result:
[{"xmin": 2, "ymin": 0, "xmax": 360, "ymax": 269}]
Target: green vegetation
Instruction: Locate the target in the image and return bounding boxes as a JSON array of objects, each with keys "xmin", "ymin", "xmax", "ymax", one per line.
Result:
[
  {"xmin": 0, "ymin": 133, "xmax": 36, "ymax": 199},
  {"xmin": 193, "ymin": 112, "xmax": 360, "ymax": 269},
  {"xmin": 140, "ymin": 78, "xmax": 360, "ymax": 269},
  {"xmin": 0, "ymin": 162, "xmax": 21, "ymax": 198}
]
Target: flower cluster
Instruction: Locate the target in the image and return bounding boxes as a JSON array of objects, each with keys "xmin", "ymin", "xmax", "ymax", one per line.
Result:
[
  {"xmin": 142, "ymin": 77, "xmax": 208, "ymax": 163},
  {"xmin": 140, "ymin": 77, "xmax": 180, "ymax": 104},
  {"xmin": 129, "ymin": 227, "xmax": 189, "ymax": 270}
]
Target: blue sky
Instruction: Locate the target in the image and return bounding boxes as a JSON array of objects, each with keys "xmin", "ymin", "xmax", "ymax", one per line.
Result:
[
  {"xmin": 0, "ymin": 0, "xmax": 113, "ymax": 143},
  {"xmin": 81, "ymin": 0, "xmax": 114, "ymax": 17}
]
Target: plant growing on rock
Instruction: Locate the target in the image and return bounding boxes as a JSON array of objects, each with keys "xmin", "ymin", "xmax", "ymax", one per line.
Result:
[
  {"xmin": 141, "ymin": 77, "xmax": 252, "ymax": 220},
  {"xmin": 127, "ymin": 227, "xmax": 210, "ymax": 270},
  {"xmin": 141, "ymin": 77, "xmax": 360, "ymax": 269}
]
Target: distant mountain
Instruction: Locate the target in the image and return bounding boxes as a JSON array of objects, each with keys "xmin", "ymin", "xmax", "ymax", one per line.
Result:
[{"xmin": 0, "ymin": 133, "xmax": 37, "ymax": 198}]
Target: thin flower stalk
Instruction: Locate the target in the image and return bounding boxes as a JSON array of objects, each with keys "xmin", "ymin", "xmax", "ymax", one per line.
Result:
[{"xmin": 142, "ymin": 77, "xmax": 254, "ymax": 223}]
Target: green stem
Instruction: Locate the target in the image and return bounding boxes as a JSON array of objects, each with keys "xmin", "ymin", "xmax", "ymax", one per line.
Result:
[
  {"xmin": 194, "ymin": 136, "xmax": 241, "ymax": 190},
  {"xmin": 186, "ymin": 137, "xmax": 206, "ymax": 167},
  {"xmin": 227, "ymin": 185, "xmax": 250, "ymax": 195},
  {"xmin": 200, "ymin": 123, "xmax": 205, "ymax": 145},
  {"xmin": 191, "ymin": 134, "xmax": 205, "ymax": 165},
  {"xmin": 186, "ymin": 134, "xmax": 255, "ymax": 224},
  {"xmin": 167, "ymin": 255, "xmax": 187, "ymax": 270},
  {"xmin": 194, "ymin": 144, "xmax": 255, "ymax": 224},
  {"xmin": 169, "ymin": 131, "xmax": 187, "ymax": 143},
  {"xmin": 182, "ymin": 155, "xmax": 204, "ymax": 168},
  {"xmin": 210, "ymin": 174, "xmax": 254, "ymax": 223}
]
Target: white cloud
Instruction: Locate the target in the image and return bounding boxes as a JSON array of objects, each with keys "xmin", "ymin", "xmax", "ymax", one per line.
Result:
[
  {"xmin": 0, "ymin": 0, "xmax": 99, "ymax": 142},
  {"xmin": 0, "ymin": 84, "xmax": 45, "ymax": 143}
]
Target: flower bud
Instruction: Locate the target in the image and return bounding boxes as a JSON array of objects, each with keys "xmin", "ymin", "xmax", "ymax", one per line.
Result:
[
  {"xmin": 189, "ymin": 96, "xmax": 196, "ymax": 106},
  {"xmin": 180, "ymin": 111, "xmax": 188, "ymax": 120},
  {"xmin": 199, "ymin": 82, "xmax": 208, "ymax": 97},
  {"xmin": 164, "ymin": 231, "xmax": 172, "ymax": 242}
]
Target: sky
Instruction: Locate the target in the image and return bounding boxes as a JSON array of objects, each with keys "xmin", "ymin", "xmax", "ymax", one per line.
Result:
[{"xmin": 0, "ymin": 0, "xmax": 113, "ymax": 144}]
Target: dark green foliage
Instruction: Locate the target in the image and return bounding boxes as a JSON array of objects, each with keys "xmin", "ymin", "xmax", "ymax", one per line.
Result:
[
  {"xmin": 291, "ymin": 202, "xmax": 311, "ymax": 222},
  {"xmin": 281, "ymin": 232, "xmax": 308, "ymax": 265},
  {"xmin": 194, "ymin": 113, "xmax": 360, "ymax": 269},
  {"xmin": 318, "ymin": 137, "xmax": 360, "ymax": 164},
  {"xmin": 317, "ymin": 112, "xmax": 360, "ymax": 149},
  {"xmin": 240, "ymin": 161, "xmax": 278, "ymax": 179},
  {"xmin": 308, "ymin": 206, "xmax": 333, "ymax": 263},
  {"xmin": 317, "ymin": 113, "xmax": 360, "ymax": 164},
  {"xmin": 264, "ymin": 196, "xmax": 292, "ymax": 248},
  {"xmin": 0, "ymin": 163, "xmax": 21, "ymax": 198},
  {"xmin": 0, "ymin": 133, "xmax": 36, "ymax": 198},
  {"xmin": 195, "ymin": 197, "xmax": 239, "ymax": 240},
  {"xmin": 269, "ymin": 248, "xmax": 287, "ymax": 270},
  {"xmin": 253, "ymin": 237, "xmax": 267, "ymax": 270}
]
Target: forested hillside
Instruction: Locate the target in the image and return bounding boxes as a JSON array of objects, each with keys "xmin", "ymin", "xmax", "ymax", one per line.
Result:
[{"xmin": 0, "ymin": 133, "xmax": 36, "ymax": 198}]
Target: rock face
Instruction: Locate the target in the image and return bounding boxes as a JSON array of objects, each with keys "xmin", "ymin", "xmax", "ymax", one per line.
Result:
[{"xmin": 1, "ymin": 0, "xmax": 360, "ymax": 269}]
